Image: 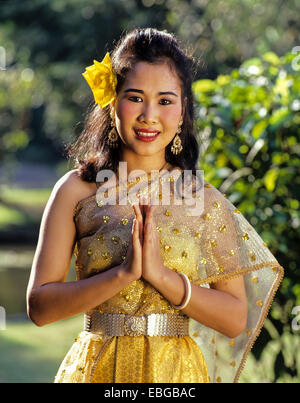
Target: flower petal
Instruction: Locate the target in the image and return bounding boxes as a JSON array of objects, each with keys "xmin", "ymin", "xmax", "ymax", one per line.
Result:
[{"xmin": 82, "ymin": 52, "xmax": 117, "ymax": 108}]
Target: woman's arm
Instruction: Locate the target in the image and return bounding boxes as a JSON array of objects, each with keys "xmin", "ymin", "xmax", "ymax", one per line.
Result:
[
  {"xmin": 139, "ymin": 200, "xmax": 248, "ymax": 339},
  {"xmin": 27, "ymin": 170, "xmax": 141, "ymax": 327},
  {"xmin": 146, "ymin": 268, "xmax": 248, "ymax": 339}
]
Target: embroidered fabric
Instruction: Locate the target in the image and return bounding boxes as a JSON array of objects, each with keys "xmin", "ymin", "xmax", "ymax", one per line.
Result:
[{"xmin": 54, "ymin": 164, "xmax": 283, "ymax": 383}]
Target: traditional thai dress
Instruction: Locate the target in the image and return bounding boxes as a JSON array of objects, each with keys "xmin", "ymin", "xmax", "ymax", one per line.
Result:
[{"xmin": 54, "ymin": 163, "xmax": 283, "ymax": 383}]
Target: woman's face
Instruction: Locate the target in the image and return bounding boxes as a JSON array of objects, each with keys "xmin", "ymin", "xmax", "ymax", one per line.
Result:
[{"xmin": 113, "ymin": 61, "xmax": 184, "ymax": 165}]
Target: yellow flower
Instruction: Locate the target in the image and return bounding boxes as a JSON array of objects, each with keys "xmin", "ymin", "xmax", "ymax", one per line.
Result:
[{"xmin": 82, "ymin": 52, "xmax": 117, "ymax": 108}]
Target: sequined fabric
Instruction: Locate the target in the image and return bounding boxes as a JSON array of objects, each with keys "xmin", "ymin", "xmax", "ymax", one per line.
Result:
[{"xmin": 54, "ymin": 164, "xmax": 283, "ymax": 383}]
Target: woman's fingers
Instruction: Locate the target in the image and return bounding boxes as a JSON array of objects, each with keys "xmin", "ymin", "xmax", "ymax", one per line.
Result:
[
  {"xmin": 144, "ymin": 198, "xmax": 154, "ymax": 225},
  {"xmin": 132, "ymin": 196, "xmax": 156, "ymax": 246},
  {"xmin": 132, "ymin": 218, "xmax": 142, "ymax": 260},
  {"xmin": 143, "ymin": 199, "xmax": 155, "ymax": 245},
  {"xmin": 121, "ymin": 217, "xmax": 142, "ymax": 281},
  {"xmin": 132, "ymin": 202, "xmax": 144, "ymax": 245}
]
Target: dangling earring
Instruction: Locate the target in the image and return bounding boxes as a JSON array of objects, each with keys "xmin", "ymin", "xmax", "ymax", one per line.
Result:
[
  {"xmin": 171, "ymin": 119, "xmax": 183, "ymax": 155},
  {"xmin": 107, "ymin": 109, "xmax": 119, "ymax": 148}
]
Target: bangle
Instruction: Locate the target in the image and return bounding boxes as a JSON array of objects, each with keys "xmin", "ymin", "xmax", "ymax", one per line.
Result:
[{"xmin": 172, "ymin": 272, "xmax": 192, "ymax": 310}]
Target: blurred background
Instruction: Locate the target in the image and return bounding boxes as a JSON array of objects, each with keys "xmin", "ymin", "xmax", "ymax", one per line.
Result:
[{"xmin": 0, "ymin": 0, "xmax": 299, "ymax": 383}]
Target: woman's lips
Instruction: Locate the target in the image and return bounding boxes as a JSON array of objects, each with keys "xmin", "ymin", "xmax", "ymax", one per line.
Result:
[{"xmin": 134, "ymin": 128, "xmax": 160, "ymax": 142}]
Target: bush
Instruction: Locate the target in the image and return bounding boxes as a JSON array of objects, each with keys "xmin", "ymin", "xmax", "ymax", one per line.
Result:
[{"xmin": 193, "ymin": 50, "xmax": 300, "ymax": 381}]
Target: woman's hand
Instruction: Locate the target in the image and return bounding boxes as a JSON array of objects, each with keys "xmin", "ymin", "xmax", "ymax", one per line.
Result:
[
  {"xmin": 121, "ymin": 204, "xmax": 143, "ymax": 281},
  {"xmin": 138, "ymin": 196, "xmax": 166, "ymax": 283},
  {"xmin": 124, "ymin": 196, "xmax": 166, "ymax": 284}
]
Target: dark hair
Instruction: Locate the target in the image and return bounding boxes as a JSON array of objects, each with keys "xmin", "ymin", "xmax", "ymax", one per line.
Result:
[{"xmin": 66, "ymin": 28, "xmax": 199, "ymax": 182}]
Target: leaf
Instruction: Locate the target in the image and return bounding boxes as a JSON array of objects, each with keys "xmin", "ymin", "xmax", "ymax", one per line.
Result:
[
  {"xmin": 264, "ymin": 168, "xmax": 279, "ymax": 192},
  {"xmin": 252, "ymin": 120, "xmax": 268, "ymax": 139},
  {"xmin": 2, "ymin": 130, "xmax": 29, "ymax": 152},
  {"xmin": 273, "ymin": 77, "xmax": 290, "ymax": 98},
  {"xmin": 193, "ymin": 79, "xmax": 217, "ymax": 94},
  {"xmin": 216, "ymin": 75, "xmax": 230, "ymax": 86},
  {"xmin": 269, "ymin": 107, "xmax": 291, "ymax": 131},
  {"xmin": 240, "ymin": 58, "xmax": 264, "ymax": 76},
  {"xmin": 263, "ymin": 52, "xmax": 281, "ymax": 66}
]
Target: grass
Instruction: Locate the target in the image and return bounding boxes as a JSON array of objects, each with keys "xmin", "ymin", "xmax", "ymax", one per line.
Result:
[
  {"xmin": 0, "ymin": 245, "xmax": 81, "ymax": 383},
  {"xmin": 0, "ymin": 186, "xmax": 51, "ymax": 229},
  {"xmin": 1, "ymin": 315, "xmax": 255, "ymax": 383},
  {"xmin": 0, "ymin": 246, "xmax": 35, "ymax": 271},
  {"xmin": 0, "ymin": 205, "xmax": 28, "ymax": 228},
  {"xmin": 0, "ymin": 315, "xmax": 82, "ymax": 383},
  {"xmin": 0, "ymin": 315, "xmax": 297, "ymax": 383},
  {"xmin": 0, "ymin": 187, "xmax": 52, "ymax": 207}
]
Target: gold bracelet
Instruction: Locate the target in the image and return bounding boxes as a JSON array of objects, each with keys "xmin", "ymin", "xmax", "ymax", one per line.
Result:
[{"xmin": 172, "ymin": 272, "xmax": 192, "ymax": 310}]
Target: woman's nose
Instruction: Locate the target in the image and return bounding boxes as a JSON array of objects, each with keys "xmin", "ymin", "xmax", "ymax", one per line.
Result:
[{"xmin": 138, "ymin": 102, "xmax": 158, "ymax": 124}]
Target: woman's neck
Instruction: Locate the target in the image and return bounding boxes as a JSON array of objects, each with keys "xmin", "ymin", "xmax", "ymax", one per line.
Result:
[{"xmin": 119, "ymin": 153, "xmax": 169, "ymax": 175}]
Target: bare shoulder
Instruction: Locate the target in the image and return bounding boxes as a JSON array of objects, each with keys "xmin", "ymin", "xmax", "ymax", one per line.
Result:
[
  {"xmin": 28, "ymin": 169, "xmax": 97, "ymax": 292},
  {"xmin": 50, "ymin": 169, "xmax": 97, "ymax": 212}
]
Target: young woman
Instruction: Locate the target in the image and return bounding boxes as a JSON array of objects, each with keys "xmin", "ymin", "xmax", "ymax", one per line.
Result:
[{"xmin": 26, "ymin": 28, "xmax": 284, "ymax": 383}]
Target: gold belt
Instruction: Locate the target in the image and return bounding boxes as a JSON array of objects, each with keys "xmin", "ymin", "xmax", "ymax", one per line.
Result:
[{"xmin": 84, "ymin": 312, "xmax": 189, "ymax": 337}]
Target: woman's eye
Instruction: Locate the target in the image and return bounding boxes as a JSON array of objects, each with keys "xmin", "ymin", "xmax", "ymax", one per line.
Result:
[
  {"xmin": 128, "ymin": 96, "xmax": 143, "ymax": 102},
  {"xmin": 159, "ymin": 99, "xmax": 172, "ymax": 105},
  {"xmin": 127, "ymin": 96, "xmax": 172, "ymax": 105}
]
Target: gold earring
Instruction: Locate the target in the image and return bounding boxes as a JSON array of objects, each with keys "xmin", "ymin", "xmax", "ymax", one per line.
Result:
[
  {"xmin": 107, "ymin": 126, "xmax": 119, "ymax": 148},
  {"xmin": 107, "ymin": 109, "xmax": 119, "ymax": 148},
  {"xmin": 171, "ymin": 120, "xmax": 183, "ymax": 155}
]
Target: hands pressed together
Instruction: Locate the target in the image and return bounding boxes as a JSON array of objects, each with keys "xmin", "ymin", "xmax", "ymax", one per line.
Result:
[
  {"xmin": 120, "ymin": 195, "xmax": 249, "ymax": 338},
  {"xmin": 121, "ymin": 195, "xmax": 166, "ymax": 284}
]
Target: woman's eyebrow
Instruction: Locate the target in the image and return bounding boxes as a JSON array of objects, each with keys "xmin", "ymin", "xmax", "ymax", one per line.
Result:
[{"xmin": 124, "ymin": 88, "xmax": 178, "ymax": 97}]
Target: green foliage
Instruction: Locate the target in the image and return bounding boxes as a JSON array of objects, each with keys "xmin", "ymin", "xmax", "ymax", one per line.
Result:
[
  {"xmin": 0, "ymin": 315, "xmax": 82, "ymax": 382},
  {"xmin": 240, "ymin": 319, "xmax": 300, "ymax": 383},
  {"xmin": 0, "ymin": 187, "xmax": 52, "ymax": 230},
  {"xmin": 164, "ymin": 0, "xmax": 300, "ymax": 74},
  {"xmin": 193, "ymin": 50, "xmax": 300, "ymax": 381},
  {"xmin": 0, "ymin": 0, "xmax": 299, "ymax": 383},
  {"xmin": 0, "ymin": 0, "xmax": 299, "ymax": 167}
]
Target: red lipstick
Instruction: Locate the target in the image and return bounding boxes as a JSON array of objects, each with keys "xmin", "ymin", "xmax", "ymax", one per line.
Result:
[{"xmin": 134, "ymin": 128, "xmax": 160, "ymax": 142}]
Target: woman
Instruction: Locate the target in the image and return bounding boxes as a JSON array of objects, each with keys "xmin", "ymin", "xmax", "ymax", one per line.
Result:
[{"xmin": 26, "ymin": 28, "xmax": 284, "ymax": 383}]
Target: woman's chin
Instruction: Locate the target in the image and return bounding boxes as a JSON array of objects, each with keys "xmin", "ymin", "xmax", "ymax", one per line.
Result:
[{"xmin": 124, "ymin": 145, "xmax": 162, "ymax": 157}]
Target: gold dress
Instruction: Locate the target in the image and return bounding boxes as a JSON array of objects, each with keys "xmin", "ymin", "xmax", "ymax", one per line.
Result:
[{"xmin": 54, "ymin": 164, "xmax": 283, "ymax": 383}]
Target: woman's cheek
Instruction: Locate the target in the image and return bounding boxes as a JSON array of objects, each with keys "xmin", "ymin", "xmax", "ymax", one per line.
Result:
[
  {"xmin": 118, "ymin": 99, "xmax": 138, "ymax": 121},
  {"xmin": 116, "ymin": 100, "xmax": 139, "ymax": 142},
  {"xmin": 163, "ymin": 106, "xmax": 182, "ymax": 129}
]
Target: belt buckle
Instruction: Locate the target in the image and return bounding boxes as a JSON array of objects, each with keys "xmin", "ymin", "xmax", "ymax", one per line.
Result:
[{"xmin": 124, "ymin": 316, "xmax": 146, "ymax": 336}]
